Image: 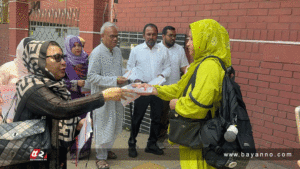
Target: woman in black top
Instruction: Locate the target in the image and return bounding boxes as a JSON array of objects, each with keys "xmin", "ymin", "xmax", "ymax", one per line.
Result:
[{"xmin": 7, "ymin": 40, "xmax": 132, "ymax": 169}]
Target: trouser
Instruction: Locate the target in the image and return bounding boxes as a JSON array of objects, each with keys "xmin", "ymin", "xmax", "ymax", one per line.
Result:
[
  {"xmin": 158, "ymin": 100, "xmax": 170, "ymax": 140},
  {"xmin": 128, "ymin": 95, "xmax": 163, "ymax": 147},
  {"xmin": 59, "ymin": 146, "xmax": 68, "ymax": 169},
  {"xmin": 96, "ymin": 140, "xmax": 115, "ymax": 160}
]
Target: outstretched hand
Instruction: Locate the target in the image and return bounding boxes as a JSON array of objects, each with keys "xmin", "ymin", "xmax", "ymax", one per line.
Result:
[
  {"xmin": 131, "ymin": 83, "xmax": 158, "ymax": 96},
  {"xmin": 102, "ymin": 87, "xmax": 135, "ymax": 101}
]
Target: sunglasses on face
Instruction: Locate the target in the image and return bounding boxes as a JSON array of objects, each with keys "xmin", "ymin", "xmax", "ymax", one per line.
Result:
[{"xmin": 46, "ymin": 54, "xmax": 66, "ymax": 62}]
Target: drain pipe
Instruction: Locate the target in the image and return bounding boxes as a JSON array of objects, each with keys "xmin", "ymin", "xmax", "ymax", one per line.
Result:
[
  {"xmin": 110, "ymin": 0, "xmax": 114, "ymax": 22},
  {"xmin": 103, "ymin": 3, "xmax": 108, "ymax": 25}
]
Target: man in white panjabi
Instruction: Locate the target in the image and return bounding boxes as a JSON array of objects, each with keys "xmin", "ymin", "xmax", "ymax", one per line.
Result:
[
  {"xmin": 126, "ymin": 23, "xmax": 171, "ymax": 158},
  {"xmin": 87, "ymin": 22, "xmax": 127, "ymax": 169},
  {"xmin": 157, "ymin": 26, "xmax": 189, "ymax": 148}
]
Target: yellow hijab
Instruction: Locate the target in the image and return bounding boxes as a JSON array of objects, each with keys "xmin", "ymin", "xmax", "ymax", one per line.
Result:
[{"xmin": 176, "ymin": 19, "xmax": 232, "ymax": 98}]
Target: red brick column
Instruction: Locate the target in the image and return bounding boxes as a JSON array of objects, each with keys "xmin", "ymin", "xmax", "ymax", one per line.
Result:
[
  {"xmin": 79, "ymin": 0, "xmax": 105, "ymax": 54},
  {"xmin": 8, "ymin": 0, "xmax": 29, "ymax": 58}
]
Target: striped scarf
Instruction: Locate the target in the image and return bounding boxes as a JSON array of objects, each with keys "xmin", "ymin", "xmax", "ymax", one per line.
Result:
[{"xmin": 15, "ymin": 40, "xmax": 79, "ymax": 147}]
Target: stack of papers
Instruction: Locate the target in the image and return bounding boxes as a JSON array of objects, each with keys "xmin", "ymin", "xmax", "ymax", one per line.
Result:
[
  {"xmin": 123, "ymin": 68, "xmax": 143, "ymax": 81},
  {"xmin": 76, "ymin": 112, "xmax": 92, "ymax": 166},
  {"xmin": 0, "ymin": 85, "xmax": 16, "ymax": 120},
  {"xmin": 148, "ymin": 76, "xmax": 166, "ymax": 86},
  {"xmin": 121, "ymin": 84, "xmax": 154, "ymax": 106}
]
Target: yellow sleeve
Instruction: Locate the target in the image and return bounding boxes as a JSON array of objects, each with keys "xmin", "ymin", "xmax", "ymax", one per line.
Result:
[
  {"xmin": 154, "ymin": 83, "xmax": 180, "ymax": 101},
  {"xmin": 175, "ymin": 60, "xmax": 224, "ymax": 119}
]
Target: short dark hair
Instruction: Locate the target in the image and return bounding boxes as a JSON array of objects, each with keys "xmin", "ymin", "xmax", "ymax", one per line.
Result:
[
  {"xmin": 162, "ymin": 26, "xmax": 175, "ymax": 35},
  {"xmin": 143, "ymin": 23, "xmax": 158, "ymax": 35}
]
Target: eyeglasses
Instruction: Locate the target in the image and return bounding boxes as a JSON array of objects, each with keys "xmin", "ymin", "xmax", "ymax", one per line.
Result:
[
  {"xmin": 109, "ymin": 35, "xmax": 118, "ymax": 39},
  {"xmin": 46, "ymin": 54, "xmax": 66, "ymax": 62},
  {"xmin": 167, "ymin": 34, "xmax": 176, "ymax": 38}
]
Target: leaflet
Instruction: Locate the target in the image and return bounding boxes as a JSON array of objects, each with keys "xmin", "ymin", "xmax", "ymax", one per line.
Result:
[
  {"xmin": 123, "ymin": 68, "xmax": 143, "ymax": 81},
  {"xmin": 76, "ymin": 112, "xmax": 92, "ymax": 166},
  {"xmin": 148, "ymin": 76, "xmax": 166, "ymax": 86},
  {"xmin": 0, "ymin": 85, "xmax": 16, "ymax": 120},
  {"xmin": 120, "ymin": 83, "xmax": 153, "ymax": 106},
  {"xmin": 122, "ymin": 70, "xmax": 132, "ymax": 79}
]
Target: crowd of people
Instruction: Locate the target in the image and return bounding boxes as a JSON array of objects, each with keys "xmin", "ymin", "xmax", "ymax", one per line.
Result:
[{"xmin": 0, "ymin": 19, "xmax": 233, "ymax": 169}]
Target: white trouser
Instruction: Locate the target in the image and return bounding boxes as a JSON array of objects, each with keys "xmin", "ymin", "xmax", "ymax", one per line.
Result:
[{"xmin": 96, "ymin": 140, "xmax": 115, "ymax": 160}]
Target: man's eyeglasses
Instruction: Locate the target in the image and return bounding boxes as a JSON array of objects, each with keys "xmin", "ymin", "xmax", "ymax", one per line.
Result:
[
  {"xmin": 46, "ymin": 54, "xmax": 66, "ymax": 62},
  {"xmin": 167, "ymin": 34, "xmax": 176, "ymax": 38},
  {"xmin": 109, "ymin": 35, "xmax": 118, "ymax": 39}
]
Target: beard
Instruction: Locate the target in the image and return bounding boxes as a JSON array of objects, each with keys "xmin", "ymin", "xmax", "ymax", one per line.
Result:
[
  {"xmin": 146, "ymin": 39, "xmax": 156, "ymax": 47},
  {"xmin": 165, "ymin": 40, "xmax": 175, "ymax": 48}
]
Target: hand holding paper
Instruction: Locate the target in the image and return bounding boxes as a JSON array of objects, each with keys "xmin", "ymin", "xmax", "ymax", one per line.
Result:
[
  {"xmin": 120, "ymin": 83, "xmax": 154, "ymax": 106},
  {"xmin": 131, "ymin": 83, "xmax": 158, "ymax": 96}
]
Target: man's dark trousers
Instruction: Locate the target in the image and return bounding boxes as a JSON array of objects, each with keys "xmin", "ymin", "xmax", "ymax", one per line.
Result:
[{"xmin": 128, "ymin": 95, "xmax": 163, "ymax": 147}]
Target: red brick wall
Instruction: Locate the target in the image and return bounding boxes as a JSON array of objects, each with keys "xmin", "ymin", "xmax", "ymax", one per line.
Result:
[
  {"xmin": 115, "ymin": 0, "xmax": 300, "ymax": 159},
  {"xmin": 0, "ymin": 24, "xmax": 10, "ymax": 66},
  {"xmin": 39, "ymin": 0, "xmax": 81, "ymax": 9}
]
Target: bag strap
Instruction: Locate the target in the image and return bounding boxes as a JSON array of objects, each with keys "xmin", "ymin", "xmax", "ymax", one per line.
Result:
[
  {"xmin": 182, "ymin": 56, "xmax": 230, "ymax": 120},
  {"xmin": 183, "ymin": 55, "xmax": 228, "ymax": 96},
  {"xmin": 201, "ymin": 56, "xmax": 232, "ymax": 126},
  {"xmin": 2, "ymin": 93, "xmax": 17, "ymax": 123},
  {"xmin": 182, "ymin": 63, "xmax": 200, "ymax": 97}
]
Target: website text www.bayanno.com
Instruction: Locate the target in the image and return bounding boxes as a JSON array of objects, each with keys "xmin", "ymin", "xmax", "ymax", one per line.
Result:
[{"xmin": 224, "ymin": 152, "xmax": 293, "ymax": 159}]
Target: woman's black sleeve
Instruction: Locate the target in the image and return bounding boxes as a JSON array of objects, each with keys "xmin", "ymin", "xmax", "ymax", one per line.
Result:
[{"xmin": 26, "ymin": 86, "xmax": 105, "ymax": 119}]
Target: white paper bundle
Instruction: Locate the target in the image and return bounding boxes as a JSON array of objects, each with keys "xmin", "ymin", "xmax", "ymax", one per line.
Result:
[
  {"xmin": 148, "ymin": 76, "xmax": 166, "ymax": 86},
  {"xmin": 0, "ymin": 85, "xmax": 16, "ymax": 120},
  {"xmin": 120, "ymin": 83, "xmax": 154, "ymax": 106},
  {"xmin": 81, "ymin": 80, "xmax": 91, "ymax": 94},
  {"xmin": 123, "ymin": 68, "xmax": 143, "ymax": 81},
  {"xmin": 76, "ymin": 112, "xmax": 93, "ymax": 165}
]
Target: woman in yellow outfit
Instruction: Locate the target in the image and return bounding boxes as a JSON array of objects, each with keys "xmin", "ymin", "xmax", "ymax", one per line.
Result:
[{"xmin": 135, "ymin": 19, "xmax": 232, "ymax": 169}]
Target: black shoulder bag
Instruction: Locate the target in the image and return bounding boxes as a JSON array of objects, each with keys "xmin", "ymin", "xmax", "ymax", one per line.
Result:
[{"xmin": 168, "ymin": 61, "xmax": 211, "ymax": 149}]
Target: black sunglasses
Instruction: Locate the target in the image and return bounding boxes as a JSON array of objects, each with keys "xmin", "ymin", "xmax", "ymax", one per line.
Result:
[{"xmin": 46, "ymin": 54, "xmax": 66, "ymax": 62}]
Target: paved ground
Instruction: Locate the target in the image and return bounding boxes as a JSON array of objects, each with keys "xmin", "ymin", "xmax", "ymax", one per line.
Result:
[{"xmin": 67, "ymin": 130, "xmax": 292, "ymax": 169}]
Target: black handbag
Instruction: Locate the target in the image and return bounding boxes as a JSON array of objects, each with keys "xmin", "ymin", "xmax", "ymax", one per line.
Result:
[
  {"xmin": 168, "ymin": 110, "xmax": 210, "ymax": 148},
  {"xmin": 0, "ymin": 94, "xmax": 51, "ymax": 167},
  {"xmin": 168, "ymin": 63, "xmax": 210, "ymax": 148}
]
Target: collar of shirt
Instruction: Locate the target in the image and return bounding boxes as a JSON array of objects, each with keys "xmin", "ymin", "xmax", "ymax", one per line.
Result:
[
  {"xmin": 142, "ymin": 42, "xmax": 159, "ymax": 50},
  {"xmin": 100, "ymin": 43, "xmax": 116, "ymax": 54}
]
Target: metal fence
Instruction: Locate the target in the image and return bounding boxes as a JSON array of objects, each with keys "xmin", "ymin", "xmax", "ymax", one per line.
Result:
[
  {"xmin": 0, "ymin": 0, "xmax": 8, "ymax": 24},
  {"xmin": 0, "ymin": 0, "xmax": 9, "ymax": 66},
  {"xmin": 29, "ymin": 8, "xmax": 80, "ymax": 52}
]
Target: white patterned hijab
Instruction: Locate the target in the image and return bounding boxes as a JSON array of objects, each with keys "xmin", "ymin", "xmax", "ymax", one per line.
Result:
[
  {"xmin": 15, "ymin": 40, "xmax": 79, "ymax": 147},
  {"xmin": 14, "ymin": 37, "xmax": 34, "ymax": 78}
]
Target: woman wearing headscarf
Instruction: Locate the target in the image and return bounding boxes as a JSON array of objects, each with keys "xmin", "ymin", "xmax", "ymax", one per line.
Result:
[
  {"xmin": 64, "ymin": 35, "xmax": 88, "ymax": 97},
  {"xmin": 63, "ymin": 35, "xmax": 91, "ymax": 160},
  {"xmin": 133, "ymin": 19, "xmax": 232, "ymax": 169},
  {"xmin": 8, "ymin": 40, "xmax": 133, "ymax": 169},
  {"xmin": 0, "ymin": 37, "xmax": 34, "ymax": 123}
]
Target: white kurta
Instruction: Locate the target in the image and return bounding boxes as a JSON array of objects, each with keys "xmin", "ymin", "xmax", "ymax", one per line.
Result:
[{"xmin": 87, "ymin": 43, "xmax": 125, "ymax": 146}]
